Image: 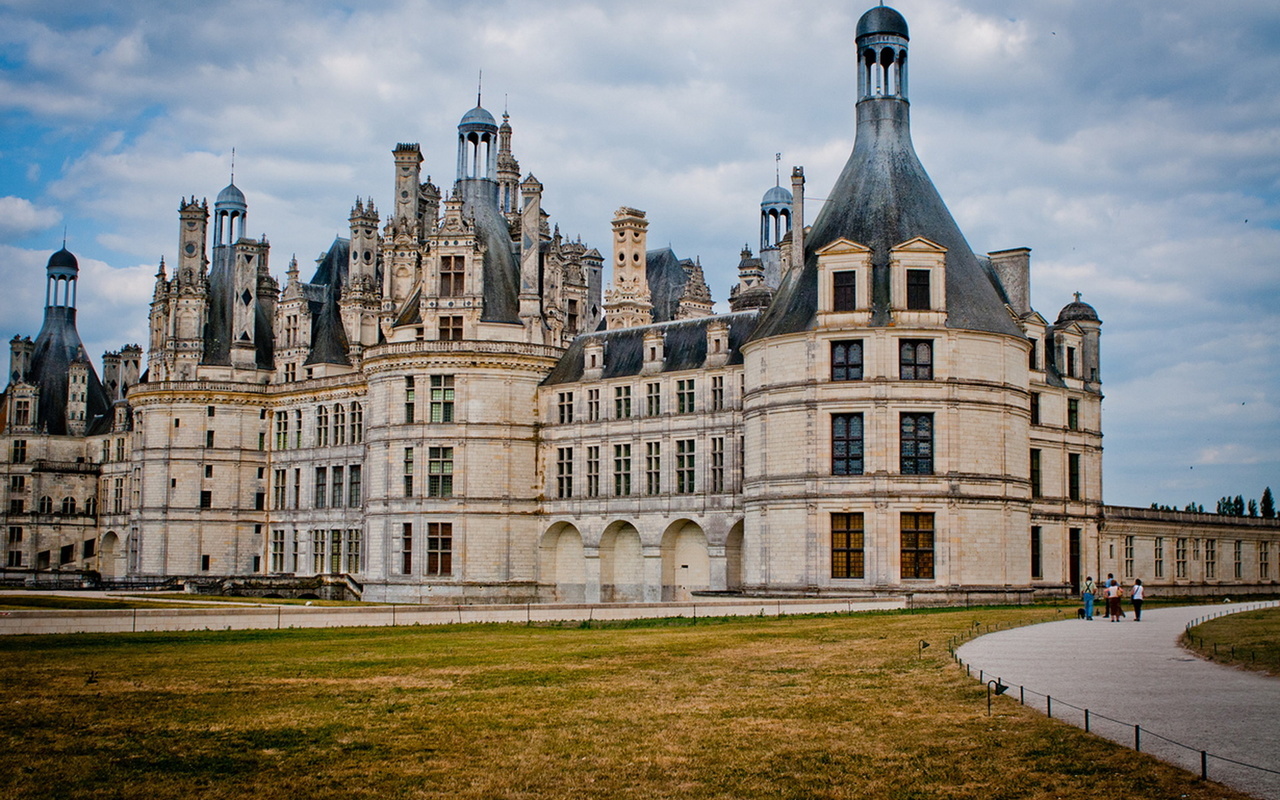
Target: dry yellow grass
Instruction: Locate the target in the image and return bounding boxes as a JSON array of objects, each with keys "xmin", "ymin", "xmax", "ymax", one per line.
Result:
[{"xmin": 0, "ymin": 607, "xmax": 1253, "ymax": 799}]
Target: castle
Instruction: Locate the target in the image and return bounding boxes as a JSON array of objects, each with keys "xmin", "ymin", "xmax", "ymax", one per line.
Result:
[{"xmin": 3, "ymin": 6, "xmax": 1275, "ymax": 603}]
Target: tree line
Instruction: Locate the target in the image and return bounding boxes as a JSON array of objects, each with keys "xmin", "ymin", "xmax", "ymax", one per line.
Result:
[{"xmin": 1150, "ymin": 487, "xmax": 1274, "ymax": 519}]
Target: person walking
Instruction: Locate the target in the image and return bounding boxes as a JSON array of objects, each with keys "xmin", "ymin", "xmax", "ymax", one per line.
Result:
[
  {"xmin": 1131, "ymin": 579, "xmax": 1144, "ymax": 622},
  {"xmin": 1105, "ymin": 580, "xmax": 1121, "ymax": 622},
  {"xmin": 1082, "ymin": 576, "xmax": 1097, "ymax": 620}
]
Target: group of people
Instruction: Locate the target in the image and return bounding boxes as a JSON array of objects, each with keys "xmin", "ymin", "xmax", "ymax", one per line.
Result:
[{"xmin": 1081, "ymin": 574, "xmax": 1144, "ymax": 622}]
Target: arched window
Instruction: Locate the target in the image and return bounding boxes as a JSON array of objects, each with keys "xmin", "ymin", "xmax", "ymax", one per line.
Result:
[
  {"xmin": 61, "ymin": 497, "xmax": 77, "ymax": 515},
  {"xmin": 38, "ymin": 496, "xmax": 53, "ymax": 514},
  {"xmin": 350, "ymin": 402, "xmax": 363, "ymax": 444},
  {"xmin": 316, "ymin": 405, "xmax": 329, "ymax": 447},
  {"xmin": 333, "ymin": 404, "xmax": 346, "ymax": 446}
]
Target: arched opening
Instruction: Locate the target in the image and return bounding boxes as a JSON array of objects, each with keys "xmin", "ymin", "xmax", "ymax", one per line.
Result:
[
  {"xmin": 539, "ymin": 523, "xmax": 585, "ymax": 602},
  {"xmin": 99, "ymin": 531, "xmax": 121, "ymax": 580},
  {"xmin": 660, "ymin": 520, "xmax": 710, "ymax": 602},
  {"xmin": 725, "ymin": 521, "xmax": 745, "ymax": 591},
  {"xmin": 600, "ymin": 521, "xmax": 644, "ymax": 603}
]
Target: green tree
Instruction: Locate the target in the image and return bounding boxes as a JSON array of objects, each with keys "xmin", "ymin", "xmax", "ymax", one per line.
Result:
[
  {"xmin": 1247, "ymin": 499, "xmax": 1258, "ymax": 517},
  {"xmin": 1262, "ymin": 487, "xmax": 1275, "ymax": 519}
]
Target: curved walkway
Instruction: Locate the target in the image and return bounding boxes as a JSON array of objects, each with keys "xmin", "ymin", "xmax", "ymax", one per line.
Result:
[{"xmin": 957, "ymin": 602, "xmax": 1280, "ymax": 800}]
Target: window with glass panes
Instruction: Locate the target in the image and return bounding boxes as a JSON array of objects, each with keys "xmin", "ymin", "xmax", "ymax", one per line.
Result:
[
  {"xmin": 900, "ymin": 413, "xmax": 933, "ymax": 475},
  {"xmin": 1261, "ymin": 542, "xmax": 1271, "ymax": 580},
  {"xmin": 645, "ymin": 442, "xmax": 661, "ymax": 495},
  {"xmin": 831, "ymin": 513, "xmax": 865, "ymax": 579},
  {"xmin": 400, "ymin": 523, "xmax": 413, "ymax": 574},
  {"xmin": 273, "ymin": 469, "xmax": 286, "ymax": 509},
  {"xmin": 428, "ymin": 447, "xmax": 453, "ymax": 498},
  {"xmin": 1154, "ymin": 537, "xmax": 1164, "ymax": 578},
  {"xmin": 316, "ymin": 405, "xmax": 329, "ymax": 446},
  {"xmin": 614, "ymin": 444, "xmax": 632, "ymax": 496},
  {"xmin": 645, "ymin": 383, "xmax": 660, "ymax": 416},
  {"xmin": 1031, "ymin": 527, "xmax": 1043, "ymax": 579},
  {"xmin": 348, "ymin": 465, "xmax": 362, "ymax": 507},
  {"xmin": 614, "ymin": 385, "xmax": 631, "ymax": 418},
  {"xmin": 426, "ymin": 522, "xmax": 452, "ymax": 576},
  {"xmin": 906, "ymin": 269, "xmax": 931, "ymax": 310},
  {"xmin": 711, "ymin": 375, "xmax": 725, "ymax": 410},
  {"xmin": 403, "ymin": 448, "xmax": 414, "ymax": 496},
  {"xmin": 275, "ymin": 412, "xmax": 288, "ymax": 449},
  {"xmin": 429, "ymin": 375, "xmax": 455, "ymax": 423},
  {"xmin": 831, "ymin": 340, "xmax": 863, "ymax": 381},
  {"xmin": 900, "ymin": 513, "xmax": 935, "ymax": 579},
  {"xmin": 1124, "ymin": 535, "xmax": 1134, "ymax": 577},
  {"xmin": 586, "ymin": 446, "xmax": 600, "ymax": 497},
  {"xmin": 345, "ymin": 529, "xmax": 361, "ymax": 573},
  {"xmin": 556, "ymin": 447, "xmax": 573, "ymax": 499},
  {"xmin": 334, "ymin": 404, "xmax": 345, "ymax": 445},
  {"xmin": 331, "ymin": 466, "xmax": 344, "ymax": 508},
  {"xmin": 833, "ymin": 271, "xmax": 856, "ymax": 311},
  {"xmin": 832, "ymin": 413, "xmax": 864, "ymax": 475},
  {"xmin": 314, "ymin": 467, "xmax": 327, "ymax": 508},
  {"xmin": 558, "ymin": 392, "xmax": 574, "ymax": 424},
  {"xmin": 1205, "ymin": 539, "xmax": 1217, "ymax": 579},
  {"xmin": 439, "ymin": 315, "xmax": 463, "ymax": 341},
  {"xmin": 899, "ymin": 340, "xmax": 933, "ymax": 380},
  {"xmin": 710, "ymin": 437, "xmax": 725, "ymax": 493},
  {"xmin": 1234, "ymin": 540, "xmax": 1243, "ymax": 579},
  {"xmin": 1176, "ymin": 538, "xmax": 1187, "ymax": 578},
  {"xmin": 676, "ymin": 379, "xmax": 695, "ymax": 414},
  {"xmin": 350, "ymin": 402, "xmax": 363, "ymax": 442},
  {"xmin": 587, "ymin": 389, "xmax": 600, "ymax": 421},
  {"xmin": 1068, "ymin": 454, "xmax": 1081, "ymax": 500},
  {"xmin": 312, "ymin": 529, "xmax": 326, "ymax": 573},
  {"xmin": 270, "ymin": 530, "xmax": 286, "ymax": 572},
  {"xmin": 439, "ymin": 255, "xmax": 464, "ymax": 296},
  {"xmin": 1068, "ymin": 398, "xmax": 1079, "ymax": 431},
  {"xmin": 676, "ymin": 439, "xmax": 695, "ymax": 493},
  {"xmin": 1030, "ymin": 449, "xmax": 1042, "ymax": 498}
]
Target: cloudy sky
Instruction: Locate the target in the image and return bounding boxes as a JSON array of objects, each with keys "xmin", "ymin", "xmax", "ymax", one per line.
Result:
[{"xmin": 1, "ymin": 0, "xmax": 1277, "ymax": 508}]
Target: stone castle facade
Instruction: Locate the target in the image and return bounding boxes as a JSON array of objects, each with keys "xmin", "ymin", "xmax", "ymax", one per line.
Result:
[{"xmin": 3, "ymin": 7, "xmax": 1276, "ymax": 602}]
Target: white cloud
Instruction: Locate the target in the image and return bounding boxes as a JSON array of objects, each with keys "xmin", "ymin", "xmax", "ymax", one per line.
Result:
[{"xmin": 0, "ymin": 196, "xmax": 62, "ymax": 241}]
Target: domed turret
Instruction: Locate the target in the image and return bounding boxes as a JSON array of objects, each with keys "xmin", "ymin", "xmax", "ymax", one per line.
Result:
[
  {"xmin": 856, "ymin": 5, "xmax": 909, "ymax": 40},
  {"xmin": 1057, "ymin": 293, "xmax": 1101, "ymax": 324},
  {"xmin": 46, "ymin": 247, "xmax": 79, "ymax": 279},
  {"xmin": 761, "ymin": 184, "xmax": 793, "ymax": 252},
  {"xmin": 457, "ymin": 102, "xmax": 499, "ymax": 183},
  {"xmin": 216, "ymin": 182, "xmax": 246, "ymax": 209},
  {"xmin": 460, "ymin": 105, "xmax": 497, "ymax": 130},
  {"xmin": 213, "ymin": 181, "xmax": 247, "ymax": 246},
  {"xmin": 856, "ymin": 5, "xmax": 909, "ymax": 101}
]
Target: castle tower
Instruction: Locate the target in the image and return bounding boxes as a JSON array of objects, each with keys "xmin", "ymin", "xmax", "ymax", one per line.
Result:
[
  {"xmin": 603, "ymin": 207, "xmax": 652, "ymax": 330},
  {"xmin": 497, "ymin": 112, "xmax": 521, "ymax": 216},
  {"xmin": 518, "ymin": 174, "xmax": 544, "ymax": 336},
  {"xmin": 759, "ymin": 182, "xmax": 792, "ymax": 288},
  {"xmin": 392, "ymin": 143, "xmax": 423, "ymax": 233}
]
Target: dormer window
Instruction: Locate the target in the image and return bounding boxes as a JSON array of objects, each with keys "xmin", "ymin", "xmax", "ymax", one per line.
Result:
[
  {"xmin": 833, "ymin": 271, "xmax": 857, "ymax": 311},
  {"xmin": 439, "ymin": 256, "xmax": 464, "ymax": 297},
  {"xmin": 906, "ymin": 270, "xmax": 930, "ymax": 310}
]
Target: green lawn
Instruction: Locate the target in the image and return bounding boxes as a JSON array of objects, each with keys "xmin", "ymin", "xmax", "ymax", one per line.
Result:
[
  {"xmin": 0, "ymin": 606, "xmax": 1252, "ymax": 800},
  {"xmin": 0, "ymin": 594, "xmax": 194, "ymax": 610},
  {"xmin": 1184, "ymin": 606, "xmax": 1280, "ymax": 676}
]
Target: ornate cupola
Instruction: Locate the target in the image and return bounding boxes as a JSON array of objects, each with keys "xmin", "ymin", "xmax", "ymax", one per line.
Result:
[
  {"xmin": 457, "ymin": 101, "xmax": 499, "ymax": 184},
  {"xmin": 857, "ymin": 5, "xmax": 909, "ymax": 101},
  {"xmin": 213, "ymin": 181, "xmax": 247, "ymax": 246}
]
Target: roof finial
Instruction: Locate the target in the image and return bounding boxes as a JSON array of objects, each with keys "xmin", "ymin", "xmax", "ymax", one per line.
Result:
[
  {"xmin": 1074, "ymin": 291, "xmax": 1082, "ymax": 302},
  {"xmin": 62, "ymin": 226, "xmax": 67, "ymax": 249},
  {"xmin": 775, "ymin": 152, "xmax": 781, "ymax": 186},
  {"xmin": 230, "ymin": 147, "xmax": 236, "ymax": 184},
  {"xmin": 477, "ymin": 70, "xmax": 483, "ymax": 107}
]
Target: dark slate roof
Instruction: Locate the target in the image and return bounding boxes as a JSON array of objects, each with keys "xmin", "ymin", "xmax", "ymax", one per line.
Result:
[
  {"xmin": 458, "ymin": 180, "xmax": 521, "ymax": 323},
  {"xmin": 645, "ymin": 247, "xmax": 692, "ymax": 324},
  {"xmin": 304, "ymin": 237, "xmax": 352, "ymax": 366},
  {"xmin": 26, "ymin": 307, "xmax": 111, "ymax": 436},
  {"xmin": 1057, "ymin": 299, "xmax": 1100, "ymax": 324},
  {"xmin": 750, "ymin": 98, "xmax": 1023, "ymax": 342},
  {"xmin": 857, "ymin": 5, "xmax": 909, "ymax": 40},
  {"xmin": 203, "ymin": 244, "xmax": 275, "ymax": 369},
  {"xmin": 542, "ymin": 310, "xmax": 762, "ymax": 386}
]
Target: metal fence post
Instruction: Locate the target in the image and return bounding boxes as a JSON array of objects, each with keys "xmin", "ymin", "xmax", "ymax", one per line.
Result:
[
  {"xmin": 1201, "ymin": 751, "xmax": 1208, "ymax": 780},
  {"xmin": 1084, "ymin": 709, "xmax": 1090, "ymax": 733},
  {"xmin": 1134, "ymin": 725, "xmax": 1141, "ymax": 752},
  {"xmin": 1047, "ymin": 696, "xmax": 1052, "ymax": 719}
]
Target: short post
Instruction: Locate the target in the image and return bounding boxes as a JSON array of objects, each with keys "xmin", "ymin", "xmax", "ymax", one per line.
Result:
[
  {"xmin": 1047, "ymin": 695, "xmax": 1052, "ymax": 718},
  {"xmin": 1019, "ymin": 686, "xmax": 1025, "ymax": 705},
  {"xmin": 980, "ymin": 669, "xmax": 984, "ymax": 682},
  {"xmin": 1134, "ymin": 725, "xmax": 1141, "ymax": 752},
  {"xmin": 1084, "ymin": 709, "xmax": 1090, "ymax": 733},
  {"xmin": 1201, "ymin": 750, "xmax": 1208, "ymax": 780}
]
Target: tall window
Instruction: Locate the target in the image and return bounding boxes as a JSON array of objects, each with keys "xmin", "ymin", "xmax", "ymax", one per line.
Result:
[
  {"xmin": 1175, "ymin": 537, "xmax": 1188, "ymax": 578},
  {"xmin": 1028, "ymin": 338, "xmax": 1038, "ymax": 370},
  {"xmin": 899, "ymin": 340, "xmax": 933, "ymax": 380},
  {"xmin": 334, "ymin": 404, "xmax": 346, "ymax": 445},
  {"xmin": 1260, "ymin": 542, "xmax": 1271, "ymax": 580},
  {"xmin": 567, "ymin": 299, "xmax": 579, "ymax": 333},
  {"xmin": 316, "ymin": 405, "xmax": 329, "ymax": 446},
  {"xmin": 270, "ymin": 530, "xmax": 286, "ymax": 572},
  {"xmin": 439, "ymin": 316, "xmax": 463, "ymax": 341},
  {"xmin": 710, "ymin": 437, "xmax": 725, "ymax": 493},
  {"xmin": 13, "ymin": 399, "xmax": 29, "ymax": 426},
  {"xmin": 614, "ymin": 444, "xmax": 632, "ymax": 496},
  {"xmin": 901, "ymin": 513, "xmax": 935, "ymax": 579},
  {"xmin": 711, "ymin": 376, "xmax": 725, "ymax": 411},
  {"xmin": 832, "ymin": 513, "xmax": 865, "ymax": 579},
  {"xmin": 426, "ymin": 522, "xmax": 452, "ymax": 576},
  {"xmin": 314, "ymin": 467, "xmax": 327, "ymax": 508},
  {"xmin": 906, "ymin": 269, "xmax": 931, "ymax": 310},
  {"xmin": 400, "ymin": 523, "xmax": 413, "ymax": 574},
  {"xmin": 275, "ymin": 411, "xmax": 288, "ymax": 449},
  {"xmin": 12, "ymin": 440, "xmax": 26, "ymax": 463},
  {"xmin": 1030, "ymin": 527, "xmax": 1042, "ymax": 579},
  {"xmin": 676, "ymin": 380, "xmax": 695, "ymax": 414},
  {"xmin": 833, "ymin": 271, "xmax": 856, "ymax": 311},
  {"xmin": 1030, "ymin": 393, "xmax": 1040, "ymax": 425},
  {"xmin": 348, "ymin": 460, "xmax": 363, "ymax": 504},
  {"xmin": 832, "ymin": 413, "xmax": 864, "ymax": 476},
  {"xmin": 587, "ymin": 389, "xmax": 600, "ymax": 421},
  {"xmin": 1233, "ymin": 540, "xmax": 1243, "ymax": 579},
  {"xmin": 1123, "ymin": 535, "xmax": 1134, "ymax": 578},
  {"xmin": 430, "ymin": 375, "xmax": 455, "ymax": 423},
  {"xmin": 404, "ymin": 377, "xmax": 416, "ymax": 423},
  {"xmin": 832, "ymin": 340, "xmax": 863, "ymax": 381},
  {"xmin": 199, "ymin": 490, "xmax": 212, "ymax": 509},
  {"xmin": 1030, "ymin": 450, "xmax": 1042, "ymax": 498},
  {"xmin": 273, "ymin": 469, "xmax": 286, "ymax": 509},
  {"xmin": 350, "ymin": 402, "xmax": 363, "ymax": 443},
  {"xmin": 6, "ymin": 527, "xmax": 22, "ymax": 567},
  {"xmin": 403, "ymin": 448, "xmax": 414, "ymax": 496},
  {"xmin": 586, "ymin": 446, "xmax": 600, "ymax": 498},
  {"xmin": 645, "ymin": 382, "xmax": 661, "ymax": 416},
  {"xmin": 1066, "ymin": 347, "xmax": 1077, "ymax": 377},
  {"xmin": 1067, "ymin": 398, "xmax": 1079, "ymax": 431},
  {"xmin": 114, "ymin": 479, "xmax": 126, "ymax": 513},
  {"xmin": 558, "ymin": 392, "xmax": 575, "ymax": 424},
  {"xmin": 205, "ymin": 430, "xmax": 215, "ymax": 448},
  {"xmin": 345, "ymin": 529, "xmax": 362, "ymax": 574},
  {"xmin": 1068, "ymin": 454, "xmax": 1081, "ymax": 501},
  {"xmin": 676, "ymin": 439, "xmax": 696, "ymax": 494},
  {"xmin": 1154, "ymin": 537, "xmax": 1164, "ymax": 579},
  {"xmin": 900, "ymin": 413, "xmax": 934, "ymax": 475},
  {"xmin": 331, "ymin": 466, "xmax": 344, "ymax": 508},
  {"xmin": 291, "ymin": 469, "xmax": 301, "ymax": 509},
  {"xmin": 426, "ymin": 448, "xmax": 454, "ymax": 498},
  {"xmin": 645, "ymin": 442, "xmax": 662, "ymax": 495},
  {"xmin": 439, "ymin": 255, "xmax": 464, "ymax": 296},
  {"xmin": 294, "ymin": 410, "xmax": 302, "ymax": 447},
  {"xmin": 614, "ymin": 385, "xmax": 632, "ymax": 418},
  {"xmin": 1204, "ymin": 539, "xmax": 1217, "ymax": 579},
  {"xmin": 556, "ymin": 447, "xmax": 573, "ymax": 499}
]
